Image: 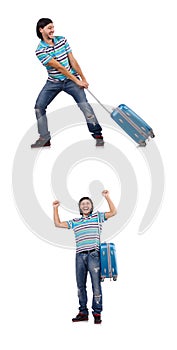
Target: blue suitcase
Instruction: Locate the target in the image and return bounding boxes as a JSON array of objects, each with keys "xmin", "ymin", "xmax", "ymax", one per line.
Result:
[
  {"xmin": 87, "ymin": 90, "xmax": 155, "ymax": 146},
  {"xmin": 111, "ymin": 104, "xmax": 155, "ymax": 147},
  {"xmin": 100, "ymin": 242, "xmax": 118, "ymax": 281}
]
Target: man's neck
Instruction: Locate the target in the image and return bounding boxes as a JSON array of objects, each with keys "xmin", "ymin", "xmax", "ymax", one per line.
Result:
[
  {"xmin": 82, "ymin": 213, "xmax": 91, "ymax": 218},
  {"xmin": 43, "ymin": 37, "xmax": 54, "ymax": 46}
]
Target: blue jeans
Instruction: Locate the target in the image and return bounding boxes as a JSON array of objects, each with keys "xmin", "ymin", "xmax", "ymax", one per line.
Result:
[
  {"xmin": 34, "ymin": 79, "xmax": 102, "ymax": 140},
  {"xmin": 75, "ymin": 250, "xmax": 102, "ymax": 315}
]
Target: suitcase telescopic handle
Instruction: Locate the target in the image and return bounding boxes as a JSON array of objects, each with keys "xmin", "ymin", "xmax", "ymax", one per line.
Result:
[{"xmin": 87, "ymin": 89, "xmax": 112, "ymax": 115}]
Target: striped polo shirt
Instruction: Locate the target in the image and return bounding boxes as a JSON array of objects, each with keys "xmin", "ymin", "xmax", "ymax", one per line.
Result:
[
  {"xmin": 67, "ymin": 211, "xmax": 107, "ymax": 253},
  {"xmin": 35, "ymin": 36, "xmax": 79, "ymax": 82}
]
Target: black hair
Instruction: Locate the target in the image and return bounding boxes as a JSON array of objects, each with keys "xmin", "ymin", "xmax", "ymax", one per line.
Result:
[
  {"xmin": 36, "ymin": 18, "xmax": 53, "ymax": 39},
  {"xmin": 78, "ymin": 197, "xmax": 94, "ymax": 215}
]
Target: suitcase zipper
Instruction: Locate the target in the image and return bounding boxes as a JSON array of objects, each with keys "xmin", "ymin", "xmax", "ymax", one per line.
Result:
[{"xmin": 114, "ymin": 107, "xmax": 149, "ymax": 139}]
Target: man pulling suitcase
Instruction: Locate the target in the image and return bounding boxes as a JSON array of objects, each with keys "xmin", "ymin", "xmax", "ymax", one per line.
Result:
[{"xmin": 31, "ymin": 18, "xmax": 104, "ymax": 148}]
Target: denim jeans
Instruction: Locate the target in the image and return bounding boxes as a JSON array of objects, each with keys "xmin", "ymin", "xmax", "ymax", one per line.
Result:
[
  {"xmin": 75, "ymin": 250, "xmax": 102, "ymax": 315},
  {"xmin": 34, "ymin": 79, "xmax": 102, "ymax": 140}
]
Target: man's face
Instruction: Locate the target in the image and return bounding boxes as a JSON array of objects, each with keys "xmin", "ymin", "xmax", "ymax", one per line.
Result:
[
  {"xmin": 40, "ymin": 22, "xmax": 55, "ymax": 40},
  {"xmin": 80, "ymin": 199, "xmax": 92, "ymax": 216}
]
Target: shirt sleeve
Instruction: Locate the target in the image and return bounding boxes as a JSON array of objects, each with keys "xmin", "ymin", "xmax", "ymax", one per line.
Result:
[
  {"xmin": 66, "ymin": 220, "xmax": 74, "ymax": 229},
  {"xmin": 64, "ymin": 38, "xmax": 72, "ymax": 54},
  {"xmin": 98, "ymin": 212, "xmax": 107, "ymax": 223},
  {"xmin": 35, "ymin": 48, "xmax": 53, "ymax": 66}
]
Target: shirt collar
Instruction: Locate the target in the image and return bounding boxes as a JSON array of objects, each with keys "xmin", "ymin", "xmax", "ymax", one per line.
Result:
[
  {"xmin": 40, "ymin": 37, "xmax": 57, "ymax": 47},
  {"xmin": 81, "ymin": 212, "xmax": 92, "ymax": 220}
]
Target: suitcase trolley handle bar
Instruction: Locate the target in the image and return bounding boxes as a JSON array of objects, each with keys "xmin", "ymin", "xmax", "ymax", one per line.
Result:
[
  {"xmin": 87, "ymin": 89, "xmax": 112, "ymax": 114},
  {"xmin": 107, "ymin": 243, "xmax": 113, "ymax": 280}
]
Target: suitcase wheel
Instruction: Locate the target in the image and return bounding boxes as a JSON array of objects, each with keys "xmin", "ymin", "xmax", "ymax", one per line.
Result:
[
  {"xmin": 150, "ymin": 130, "xmax": 155, "ymax": 138},
  {"xmin": 113, "ymin": 276, "xmax": 117, "ymax": 281},
  {"xmin": 138, "ymin": 141, "xmax": 146, "ymax": 147}
]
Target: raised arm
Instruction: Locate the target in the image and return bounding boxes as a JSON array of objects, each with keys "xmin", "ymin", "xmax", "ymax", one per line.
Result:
[
  {"xmin": 53, "ymin": 200, "xmax": 68, "ymax": 228},
  {"xmin": 102, "ymin": 190, "xmax": 117, "ymax": 219}
]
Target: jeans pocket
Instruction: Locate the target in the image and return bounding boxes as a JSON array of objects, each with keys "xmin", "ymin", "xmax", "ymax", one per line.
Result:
[{"xmin": 90, "ymin": 250, "xmax": 100, "ymax": 258}]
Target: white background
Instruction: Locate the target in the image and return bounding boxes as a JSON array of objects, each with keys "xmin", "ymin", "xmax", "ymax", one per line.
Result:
[{"xmin": 1, "ymin": 0, "xmax": 177, "ymax": 349}]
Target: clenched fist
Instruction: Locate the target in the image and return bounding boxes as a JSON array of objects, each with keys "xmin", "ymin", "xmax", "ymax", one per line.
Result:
[
  {"xmin": 102, "ymin": 190, "xmax": 109, "ymax": 198},
  {"xmin": 53, "ymin": 200, "xmax": 60, "ymax": 208}
]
